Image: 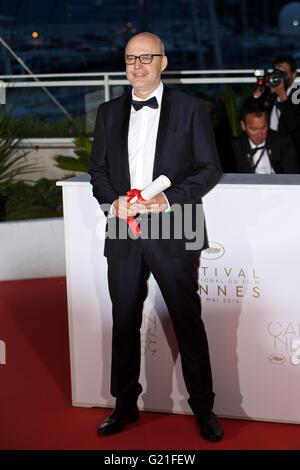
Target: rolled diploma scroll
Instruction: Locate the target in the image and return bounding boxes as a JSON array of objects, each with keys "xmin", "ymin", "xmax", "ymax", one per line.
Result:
[
  {"xmin": 127, "ymin": 175, "xmax": 171, "ymax": 235},
  {"xmin": 129, "ymin": 175, "xmax": 171, "ymax": 203}
]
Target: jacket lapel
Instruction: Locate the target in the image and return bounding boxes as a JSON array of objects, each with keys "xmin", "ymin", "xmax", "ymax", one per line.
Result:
[
  {"xmin": 266, "ymin": 132, "xmax": 275, "ymax": 166},
  {"xmin": 121, "ymin": 93, "xmax": 132, "ymax": 188},
  {"xmin": 241, "ymin": 133, "xmax": 253, "ymax": 172},
  {"xmin": 152, "ymin": 87, "xmax": 171, "ymax": 179}
]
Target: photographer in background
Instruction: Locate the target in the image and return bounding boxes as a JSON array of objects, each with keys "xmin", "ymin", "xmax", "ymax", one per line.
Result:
[
  {"xmin": 250, "ymin": 55, "xmax": 300, "ymax": 167},
  {"xmin": 232, "ymin": 104, "xmax": 299, "ymax": 174}
]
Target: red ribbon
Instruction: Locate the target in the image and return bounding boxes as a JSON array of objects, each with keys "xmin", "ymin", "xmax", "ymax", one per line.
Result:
[{"xmin": 126, "ymin": 188, "xmax": 145, "ymax": 237}]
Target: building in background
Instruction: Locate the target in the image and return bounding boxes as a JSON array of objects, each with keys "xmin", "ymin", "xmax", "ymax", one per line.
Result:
[{"xmin": 0, "ymin": 0, "xmax": 299, "ymax": 74}]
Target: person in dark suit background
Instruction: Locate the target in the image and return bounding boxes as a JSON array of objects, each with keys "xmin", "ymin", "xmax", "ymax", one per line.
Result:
[
  {"xmin": 233, "ymin": 104, "xmax": 299, "ymax": 174},
  {"xmin": 89, "ymin": 32, "xmax": 224, "ymax": 441},
  {"xmin": 249, "ymin": 55, "xmax": 300, "ymax": 168}
]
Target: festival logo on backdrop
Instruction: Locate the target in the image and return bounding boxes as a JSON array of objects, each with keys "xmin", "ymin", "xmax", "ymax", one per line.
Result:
[
  {"xmin": 200, "ymin": 241, "xmax": 260, "ymax": 303},
  {"xmin": 267, "ymin": 322, "xmax": 300, "ymax": 366}
]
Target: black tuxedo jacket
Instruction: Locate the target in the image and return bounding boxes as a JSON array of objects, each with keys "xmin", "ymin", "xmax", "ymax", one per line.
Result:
[
  {"xmin": 232, "ymin": 130, "xmax": 299, "ymax": 174},
  {"xmin": 272, "ymin": 89, "xmax": 300, "ymax": 163},
  {"xmin": 89, "ymin": 86, "xmax": 222, "ymax": 258}
]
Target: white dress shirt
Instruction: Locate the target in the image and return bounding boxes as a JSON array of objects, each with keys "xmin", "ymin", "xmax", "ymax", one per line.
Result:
[
  {"xmin": 270, "ymin": 84, "xmax": 293, "ymax": 131},
  {"xmin": 110, "ymin": 81, "xmax": 167, "ymax": 216},
  {"xmin": 249, "ymin": 139, "xmax": 274, "ymax": 174},
  {"xmin": 128, "ymin": 81, "xmax": 163, "ymax": 189}
]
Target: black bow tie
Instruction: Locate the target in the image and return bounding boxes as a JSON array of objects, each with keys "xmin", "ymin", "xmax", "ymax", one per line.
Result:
[
  {"xmin": 131, "ymin": 96, "xmax": 158, "ymax": 111},
  {"xmin": 249, "ymin": 145, "xmax": 265, "ymax": 156}
]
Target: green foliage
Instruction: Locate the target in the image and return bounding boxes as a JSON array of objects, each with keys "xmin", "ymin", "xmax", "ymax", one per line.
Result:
[
  {"xmin": 0, "ymin": 114, "xmax": 88, "ymax": 139},
  {"xmin": 54, "ymin": 136, "xmax": 92, "ymax": 172},
  {"xmin": 0, "ymin": 109, "xmax": 38, "ymax": 193},
  {"xmin": 3, "ymin": 179, "xmax": 63, "ymax": 221},
  {"xmin": 218, "ymin": 85, "xmax": 254, "ymax": 137},
  {"xmin": 219, "ymin": 87, "xmax": 241, "ymax": 137}
]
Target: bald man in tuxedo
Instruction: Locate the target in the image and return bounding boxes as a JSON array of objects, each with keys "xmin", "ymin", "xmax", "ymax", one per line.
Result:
[{"xmin": 89, "ymin": 32, "xmax": 224, "ymax": 441}]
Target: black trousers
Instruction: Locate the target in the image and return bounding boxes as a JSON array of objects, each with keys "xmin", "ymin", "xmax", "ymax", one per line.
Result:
[{"xmin": 107, "ymin": 238, "xmax": 215, "ymax": 416}]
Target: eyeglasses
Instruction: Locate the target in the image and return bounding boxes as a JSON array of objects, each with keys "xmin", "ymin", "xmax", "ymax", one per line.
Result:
[{"xmin": 125, "ymin": 54, "xmax": 163, "ymax": 65}]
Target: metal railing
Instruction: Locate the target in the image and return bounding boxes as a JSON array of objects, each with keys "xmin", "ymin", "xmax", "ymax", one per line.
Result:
[
  {"xmin": 2, "ymin": 69, "xmax": 300, "ymax": 102},
  {"xmin": 1, "ymin": 70, "xmax": 300, "ymax": 124}
]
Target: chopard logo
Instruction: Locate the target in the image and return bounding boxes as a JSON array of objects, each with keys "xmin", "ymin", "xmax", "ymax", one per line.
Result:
[
  {"xmin": 268, "ymin": 353, "xmax": 286, "ymax": 365},
  {"xmin": 201, "ymin": 241, "xmax": 225, "ymax": 260}
]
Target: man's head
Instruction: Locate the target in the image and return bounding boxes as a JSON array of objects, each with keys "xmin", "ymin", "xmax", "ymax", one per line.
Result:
[
  {"xmin": 241, "ymin": 106, "xmax": 269, "ymax": 146},
  {"xmin": 273, "ymin": 55, "xmax": 297, "ymax": 88},
  {"xmin": 125, "ymin": 32, "xmax": 168, "ymax": 98}
]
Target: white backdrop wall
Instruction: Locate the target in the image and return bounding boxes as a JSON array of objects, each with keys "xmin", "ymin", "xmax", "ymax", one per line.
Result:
[{"xmin": 57, "ymin": 175, "xmax": 300, "ymax": 423}]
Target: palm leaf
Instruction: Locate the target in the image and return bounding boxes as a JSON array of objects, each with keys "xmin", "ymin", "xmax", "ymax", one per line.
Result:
[
  {"xmin": 219, "ymin": 86, "xmax": 241, "ymax": 137},
  {"xmin": 53, "ymin": 135, "xmax": 92, "ymax": 172},
  {"xmin": 0, "ymin": 109, "xmax": 41, "ymax": 193}
]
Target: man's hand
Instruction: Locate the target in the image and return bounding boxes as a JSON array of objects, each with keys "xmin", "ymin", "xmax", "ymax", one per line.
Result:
[
  {"xmin": 112, "ymin": 192, "xmax": 169, "ymax": 219},
  {"xmin": 133, "ymin": 192, "xmax": 169, "ymax": 214},
  {"xmin": 111, "ymin": 196, "xmax": 139, "ymax": 219},
  {"xmin": 253, "ymin": 87, "xmax": 264, "ymax": 99}
]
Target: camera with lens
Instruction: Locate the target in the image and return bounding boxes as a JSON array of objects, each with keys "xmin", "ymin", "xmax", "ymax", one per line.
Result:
[{"xmin": 254, "ymin": 69, "xmax": 289, "ymax": 90}]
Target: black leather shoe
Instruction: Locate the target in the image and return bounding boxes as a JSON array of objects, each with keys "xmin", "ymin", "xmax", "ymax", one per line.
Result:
[
  {"xmin": 97, "ymin": 407, "xmax": 140, "ymax": 436},
  {"xmin": 197, "ymin": 410, "xmax": 224, "ymax": 441}
]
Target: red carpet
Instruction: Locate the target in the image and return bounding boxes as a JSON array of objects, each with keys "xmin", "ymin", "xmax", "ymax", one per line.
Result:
[{"xmin": 0, "ymin": 277, "xmax": 299, "ymax": 450}]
